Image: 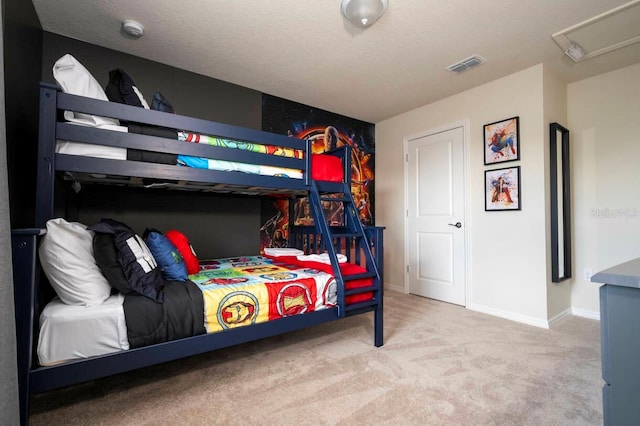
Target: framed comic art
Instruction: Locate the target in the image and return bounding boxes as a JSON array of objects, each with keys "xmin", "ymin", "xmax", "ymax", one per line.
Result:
[
  {"xmin": 485, "ymin": 166, "xmax": 521, "ymax": 211},
  {"xmin": 484, "ymin": 116, "xmax": 519, "ymax": 165}
]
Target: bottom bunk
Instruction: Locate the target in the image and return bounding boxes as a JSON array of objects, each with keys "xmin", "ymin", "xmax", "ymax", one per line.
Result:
[{"xmin": 11, "ymin": 223, "xmax": 384, "ymax": 425}]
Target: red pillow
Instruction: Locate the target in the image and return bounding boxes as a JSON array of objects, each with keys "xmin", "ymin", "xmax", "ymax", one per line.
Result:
[
  {"xmin": 165, "ymin": 230, "xmax": 199, "ymax": 274},
  {"xmin": 311, "ymin": 154, "xmax": 343, "ymax": 182}
]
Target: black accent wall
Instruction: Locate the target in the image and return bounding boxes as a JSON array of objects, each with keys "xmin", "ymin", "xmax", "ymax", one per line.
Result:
[
  {"xmin": 41, "ymin": 32, "xmax": 262, "ymax": 128},
  {"xmin": 3, "ymin": 0, "xmax": 43, "ymax": 228}
]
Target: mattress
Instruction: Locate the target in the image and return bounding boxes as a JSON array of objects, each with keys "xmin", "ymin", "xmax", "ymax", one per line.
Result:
[{"xmin": 37, "ymin": 293, "xmax": 129, "ymax": 366}]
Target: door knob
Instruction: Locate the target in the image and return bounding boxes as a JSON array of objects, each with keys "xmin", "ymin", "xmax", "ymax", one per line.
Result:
[{"xmin": 448, "ymin": 222, "xmax": 462, "ymax": 228}]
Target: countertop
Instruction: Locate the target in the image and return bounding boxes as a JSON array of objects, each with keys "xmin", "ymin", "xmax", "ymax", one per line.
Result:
[{"xmin": 591, "ymin": 257, "xmax": 640, "ymax": 289}]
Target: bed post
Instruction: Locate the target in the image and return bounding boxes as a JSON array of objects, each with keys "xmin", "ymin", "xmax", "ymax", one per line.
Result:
[
  {"xmin": 11, "ymin": 229, "xmax": 44, "ymax": 425},
  {"xmin": 35, "ymin": 84, "xmax": 58, "ymax": 229},
  {"xmin": 367, "ymin": 226, "xmax": 385, "ymax": 347}
]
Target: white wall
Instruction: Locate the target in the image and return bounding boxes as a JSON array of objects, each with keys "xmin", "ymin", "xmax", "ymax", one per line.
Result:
[
  {"xmin": 377, "ymin": 64, "xmax": 562, "ymax": 326},
  {"xmin": 569, "ymin": 62, "xmax": 640, "ymax": 317},
  {"xmin": 543, "ymin": 66, "xmax": 572, "ymax": 321}
]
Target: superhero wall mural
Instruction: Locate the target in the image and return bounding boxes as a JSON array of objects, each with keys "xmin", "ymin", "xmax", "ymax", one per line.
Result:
[{"xmin": 260, "ymin": 94, "xmax": 375, "ymax": 250}]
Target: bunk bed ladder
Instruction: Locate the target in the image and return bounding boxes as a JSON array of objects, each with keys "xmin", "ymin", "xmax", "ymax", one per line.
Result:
[{"xmin": 308, "ymin": 179, "xmax": 381, "ymax": 321}]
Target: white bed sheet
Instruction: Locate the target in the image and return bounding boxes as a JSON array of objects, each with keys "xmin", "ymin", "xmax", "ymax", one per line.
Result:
[
  {"xmin": 37, "ymin": 293, "xmax": 129, "ymax": 366},
  {"xmin": 56, "ymin": 122, "xmax": 128, "ymax": 160}
]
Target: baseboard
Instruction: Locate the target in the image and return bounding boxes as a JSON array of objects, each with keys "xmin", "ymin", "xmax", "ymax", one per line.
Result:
[
  {"xmin": 467, "ymin": 303, "xmax": 550, "ymax": 329},
  {"xmin": 548, "ymin": 308, "xmax": 572, "ymax": 327},
  {"xmin": 384, "ymin": 283, "xmax": 405, "ymax": 294},
  {"xmin": 571, "ymin": 307, "xmax": 600, "ymax": 321},
  {"xmin": 387, "ymin": 291, "xmax": 601, "ymax": 323}
]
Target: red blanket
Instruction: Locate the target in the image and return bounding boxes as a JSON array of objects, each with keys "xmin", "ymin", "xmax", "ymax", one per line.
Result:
[{"xmin": 265, "ymin": 255, "xmax": 372, "ymax": 304}]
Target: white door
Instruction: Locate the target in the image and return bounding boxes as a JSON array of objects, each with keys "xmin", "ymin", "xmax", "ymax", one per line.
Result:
[{"xmin": 406, "ymin": 126, "xmax": 466, "ymax": 305}]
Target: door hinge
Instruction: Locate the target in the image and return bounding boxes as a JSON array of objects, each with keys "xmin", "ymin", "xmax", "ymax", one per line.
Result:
[
  {"xmin": 406, "ymin": 153, "xmax": 408, "ymax": 162},
  {"xmin": 406, "ymin": 265, "xmax": 409, "ymax": 273}
]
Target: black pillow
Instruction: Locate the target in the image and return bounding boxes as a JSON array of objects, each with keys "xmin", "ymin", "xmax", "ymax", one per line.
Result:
[
  {"xmin": 105, "ymin": 69, "xmax": 146, "ymax": 108},
  {"xmin": 93, "ymin": 233, "xmax": 136, "ymax": 295},
  {"xmin": 89, "ymin": 219, "xmax": 165, "ymax": 302}
]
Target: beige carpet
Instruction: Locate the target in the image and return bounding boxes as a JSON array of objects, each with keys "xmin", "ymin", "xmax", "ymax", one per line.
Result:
[{"xmin": 30, "ymin": 291, "xmax": 603, "ymax": 425}]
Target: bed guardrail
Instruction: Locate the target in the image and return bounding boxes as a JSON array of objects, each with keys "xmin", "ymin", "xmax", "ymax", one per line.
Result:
[{"xmin": 36, "ymin": 84, "xmax": 349, "ymax": 228}]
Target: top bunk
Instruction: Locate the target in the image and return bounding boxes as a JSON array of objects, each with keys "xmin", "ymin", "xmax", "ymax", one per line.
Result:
[{"xmin": 36, "ymin": 83, "xmax": 351, "ymax": 226}]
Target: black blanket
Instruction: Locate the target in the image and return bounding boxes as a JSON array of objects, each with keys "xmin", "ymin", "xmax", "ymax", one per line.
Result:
[
  {"xmin": 127, "ymin": 123, "xmax": 178, "ymax": 165},
  {"xmin": 123, "ymin": 280, "xmax": 206, "ymax": 349}
]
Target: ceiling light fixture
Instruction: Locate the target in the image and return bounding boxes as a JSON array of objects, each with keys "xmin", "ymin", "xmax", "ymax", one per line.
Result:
[
  {"xmin": 552, "ymin": 0, "xmax": 640, "ymax": 62},
  {"xmin": 564, "ymin": 41, "xmax": 585, "ymax": 61},
  {"xmin": 341, "ymin": 0, "xmax": 388, "ymax": 28},
  {"xmin": 122, "ymin": 19, "xmax": 144, "ymax": 38}
]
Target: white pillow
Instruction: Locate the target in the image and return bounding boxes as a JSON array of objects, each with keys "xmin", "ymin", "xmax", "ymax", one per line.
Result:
[
  {"xmin": 133, "ymin": 86, "xmax": 150, "ymax": 109},
  {"xmin": 39, "ymin": 218, "xmax": 111, "ymax": 306},
  {"xmin": 52, "ymin": 54, "xmax": 120, "ymax": 128}
]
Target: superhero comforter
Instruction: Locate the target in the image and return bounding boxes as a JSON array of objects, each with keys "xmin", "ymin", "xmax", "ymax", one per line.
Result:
[
  {"xmin": 177, "ymin": 131, "xmax": 304, "ymax": 179},
  {"xmin": 176, "ymin": 132, "xmax": 344, "ymax": 182},
  {"xmin": 189, "ymin": 255, "xmax": 337, "ymax": 333}
]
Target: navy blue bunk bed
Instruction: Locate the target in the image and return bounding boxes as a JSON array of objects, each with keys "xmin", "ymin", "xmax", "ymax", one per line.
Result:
[{"xmin": 11, "ymin": 84, "xmax": 384, "ymax": 425}]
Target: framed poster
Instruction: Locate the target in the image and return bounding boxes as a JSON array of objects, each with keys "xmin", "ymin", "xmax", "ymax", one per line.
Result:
[
  {"xmin": 485, "ymin": 166, "xmax": 521, "ymax": 211},
  {"xmin": 484, "ymin": 116, "xmax": 520, "ymax": 165}
]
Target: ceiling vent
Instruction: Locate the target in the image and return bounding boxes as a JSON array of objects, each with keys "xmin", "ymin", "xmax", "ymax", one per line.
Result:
[{"xmin": 446, "ymin": 54, "xmax": 487, "ymax": 74}]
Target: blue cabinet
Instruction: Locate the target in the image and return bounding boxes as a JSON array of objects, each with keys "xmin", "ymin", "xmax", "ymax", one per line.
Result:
[{"xmin": 593, "ymin": 259, "xmax": 640, "ymax": 426}]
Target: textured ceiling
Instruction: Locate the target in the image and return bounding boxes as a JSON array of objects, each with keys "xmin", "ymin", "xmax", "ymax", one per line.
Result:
[{"xmin": 32, "ymin": 0, "xmax": 640, "ymax": 123}]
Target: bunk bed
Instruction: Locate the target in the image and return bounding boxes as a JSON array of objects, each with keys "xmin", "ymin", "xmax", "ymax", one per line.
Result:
[{"xmin": 11, "ymin": 83, "xmax": 384, "ymax": 425}]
